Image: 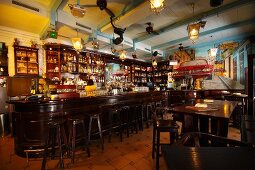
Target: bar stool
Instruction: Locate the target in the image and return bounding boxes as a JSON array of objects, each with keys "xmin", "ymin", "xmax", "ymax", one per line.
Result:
[
  {"xmin": 145, "ymin": 102, "xmax": 155, "ymax": 127},
  {"xmin": 68, "ymin": 115, "xmax": 90, "ymax": 164},
  {"xmin": 120, "ymin": 106, "xmax": 131, "ymax": 138},
  {"xmin": 152, "ymin": 119, "xmax": 179, "ymax": 170},
  {"xmin": 108, "ymin": 108, "xmax": 123, "ymax": 142},
  {"xmin": 88, "ymin": 112, "xmax": 104, "ymax": 150},
  {"xmin": 128, "ymin": 105, "xmax": 139, "ymax": 134},
  {"xmin": 135, "ymin": 104, "xmax": 144, "ymax": 131},
  {"xmin": 41, "ymin": 118, "xmax": 68, "ymax": 170},
  {"xmin": 143, "ymin": 98, "xmax": 157, "ymax": 128}
]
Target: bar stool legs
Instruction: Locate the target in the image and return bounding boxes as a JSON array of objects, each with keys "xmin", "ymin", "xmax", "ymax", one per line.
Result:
[
  {"xmin": 68, "ymin": 117, "xmax": 90, "ymax": 164},
  {"xmin": 152, "ymin": 119, "xmax": 179, "ymax": 170},
  {"xmin": 41, "ymin": 119, "xmax": 67, "ymax": 170},
  {"xmin": 108, "ymin": 109, "xmax": 123, "ymax": 143},
  {"xmin": 88, "ymin": 114, "xmax": 104, "ymax": 150}
]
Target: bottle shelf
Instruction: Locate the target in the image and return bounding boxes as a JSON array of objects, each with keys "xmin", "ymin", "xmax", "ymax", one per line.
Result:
[
  {"xmin": 14, "ymin": 45, "xmax": 39, "ymax": 76},
  {"xmin": 45, "ymin": 44, "xmax": 106, "ymax": 83}
]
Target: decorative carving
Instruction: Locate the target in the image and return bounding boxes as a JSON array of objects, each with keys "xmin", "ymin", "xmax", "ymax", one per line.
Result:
[
  {"xmin": 13, "ymin": 38, "xmax": 19, "ymax": 46},
  {"xmin": 30, "ymin": 41, "xmax": 37, "ymax": 48}
]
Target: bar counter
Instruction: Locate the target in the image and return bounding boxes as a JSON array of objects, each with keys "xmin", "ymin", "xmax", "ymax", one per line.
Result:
[
  {"xmin": 8, "ymin": 91, "xmax": 165, "ymax": 157},
  {"xmin": 8, "ymin": 89, "xmax": 244, "ymax": 157}
]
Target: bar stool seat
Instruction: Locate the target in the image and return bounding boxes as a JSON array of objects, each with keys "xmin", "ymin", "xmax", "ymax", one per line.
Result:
[
  {"xmin": 88, "ymin": 112, "xmax": 104, "ymax": 150},
  {"xmin": 68, "ymin": 115, "xmax": 90, "ymax": 164},
  {"xmin": 152, "ymin": 119, "xmax": 179, "ymax": 170},
  {"xmin": 41, "ymin": 118, "xmax": 68, "ymax": 170}
]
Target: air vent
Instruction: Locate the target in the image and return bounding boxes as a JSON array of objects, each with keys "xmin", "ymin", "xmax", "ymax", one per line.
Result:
[
  {"xmin": 76, "ymin": 23, "xmax": 92, "ymax": 30},
  {"xmin": 12, "ymin": 0, "xmax": 39, "ymax": 12}
]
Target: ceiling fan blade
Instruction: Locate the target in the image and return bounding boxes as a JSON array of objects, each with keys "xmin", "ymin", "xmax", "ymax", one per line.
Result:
[
  {"xmin": 104, "ymin": 7, "xmax": 115, "ymax": 17},
  {"xmin": 136, "ymin": 32, "xmax": 148, "ymax": 36},
  {"xmin": 130, "ymin": 23, "xmax": 144, "ymax": 29},
  {"xmin": 80, "ymin": 4, "xmax": 98, "ymax": 7},
  {"xmin": 165, "ymin": 45, "xmax": 178, "ymax": 50}
]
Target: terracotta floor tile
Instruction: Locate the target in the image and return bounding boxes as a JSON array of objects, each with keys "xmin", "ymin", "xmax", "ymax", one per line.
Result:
[
  {"xmin": 120, "ymin": 164, "xmax": 137, "ymax": 170},
  {"xmin": 123, "ymin": 152, "xmax": 144, "ymax": 162},
  {"xmin": 0, "ymin": 124, "xmax": 241, "ymax": 170},
  {"xmin": 108, "ymin": 155, "xmax": 131, "ymax": 169},
  {"xmin": 133, "ymin": 158, "xmax": 153, "ymax": 170}
]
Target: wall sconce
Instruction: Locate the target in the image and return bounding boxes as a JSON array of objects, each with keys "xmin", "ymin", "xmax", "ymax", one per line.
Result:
[
  {"xmin": 149, "ymin": 0, "xmax": 165, "ymax": 14},
  {"xmin": 187, "ymin": 23, "xmax": 200, "ymax": 42}
]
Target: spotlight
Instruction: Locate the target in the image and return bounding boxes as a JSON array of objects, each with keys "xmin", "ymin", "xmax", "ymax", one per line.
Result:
[
  {"xmin": 111, "ymin": 17, "xmax": 126, "ymax": 45},
  {"xmin": 113, "ymin": 37, "xmax": 123, "ymax": 45}
]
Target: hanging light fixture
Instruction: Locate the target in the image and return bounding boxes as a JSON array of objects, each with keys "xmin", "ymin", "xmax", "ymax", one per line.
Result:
[
  {"xmin": 208, "ymin": 48, "xmax": 218, "ymax": 57},
  {"xmin": 149, "ymin": 0, "xmax": 165, "ymax": 14},
  {"xmin": 119, "ymin": 50, "xmax": 126, "ymax": 61},
  {"xmin": 208, "ymin": 36, "xmax": 218, "ymax": 57},
  {"xmin": 152, "ymin": 51, "xmax": 158, "ymax": 68},
  {"xmin": 71, "ymin": 29, "xmax": 83, "ymax": 51},
  {"xmin": 68, "ymin": 4, "xmax": 86, "ymax": 18},
  {"xmin": 187, "ymin": 3, "xmax": 201, "ymax": 42},
  {"xmin": 187, "ymin": 23, "xmax": 200, "ymax": 42},
  {"xmin": 92, "ymin": 40, "xmax": 99, "ymax": 50},
  {"xmin": 152, "ymin": 58, "xmax": 157, "ymax": 68}
]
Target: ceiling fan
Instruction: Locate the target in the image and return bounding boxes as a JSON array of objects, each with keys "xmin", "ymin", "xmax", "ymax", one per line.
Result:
[
  {"xmin": 137, "ymin": 22, "xmax": 160, "ymax": 36},
  {"xmin": 178, "ymin": 43, "xmax": 184, "ymax": 51},
  {"xmin": 69, "ymin": 0, "xmax": 115, "ymax": 18},
  {"xmin": 198, "ymin": 20, "xmax": 207, "ymax": 29},
  {"xmin": 178, "ymin": 43, "xmax": 192, "ymax": 51}
]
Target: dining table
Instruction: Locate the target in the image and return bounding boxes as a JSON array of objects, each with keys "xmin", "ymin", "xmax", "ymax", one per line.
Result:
[
  {"xmin": 171, "ymin": 99, "xmax": 238, "ymax": 137},
  {"xmin": 161, "ymin": 145, "xmax": 255, "ymax": 170},
  {"xmin": 224, "ymin": 93, "xmax": 248, "ymax": 114}
]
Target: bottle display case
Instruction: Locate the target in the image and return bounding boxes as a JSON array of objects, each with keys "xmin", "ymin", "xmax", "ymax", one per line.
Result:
[
  {"xmin": 123, "ymin": 65, "xmax": 132, "ymax": 82},
  {"xmin": 86, "ymin": 52, "xmax": 105, "ymax": 83},
  {"xmin": 45, "ymin": 44, "xmax": 106, "ymax": 84},
  {"xmin": 45, "ymin": 45, "xmax": 61, "ymax": 82},
  {"xmin": 14, "ymin": 45, "xmax": 38, "ymax": 76},
  {"xmin": 61, "ymin": 50, "xmax": 78, "ymax": 74},
  {"xmin": 131, "ymin": 64, "xmax": 153, "ymax": 86},
  {"xmin": 153, "ymin": 61, "xmax": 171, "ymax": 88}
]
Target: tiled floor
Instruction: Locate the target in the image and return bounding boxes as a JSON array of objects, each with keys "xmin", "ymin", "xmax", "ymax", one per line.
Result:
[{"xmin": 0, "ymin": 124, "xmax": 240, "ymax": 170}]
